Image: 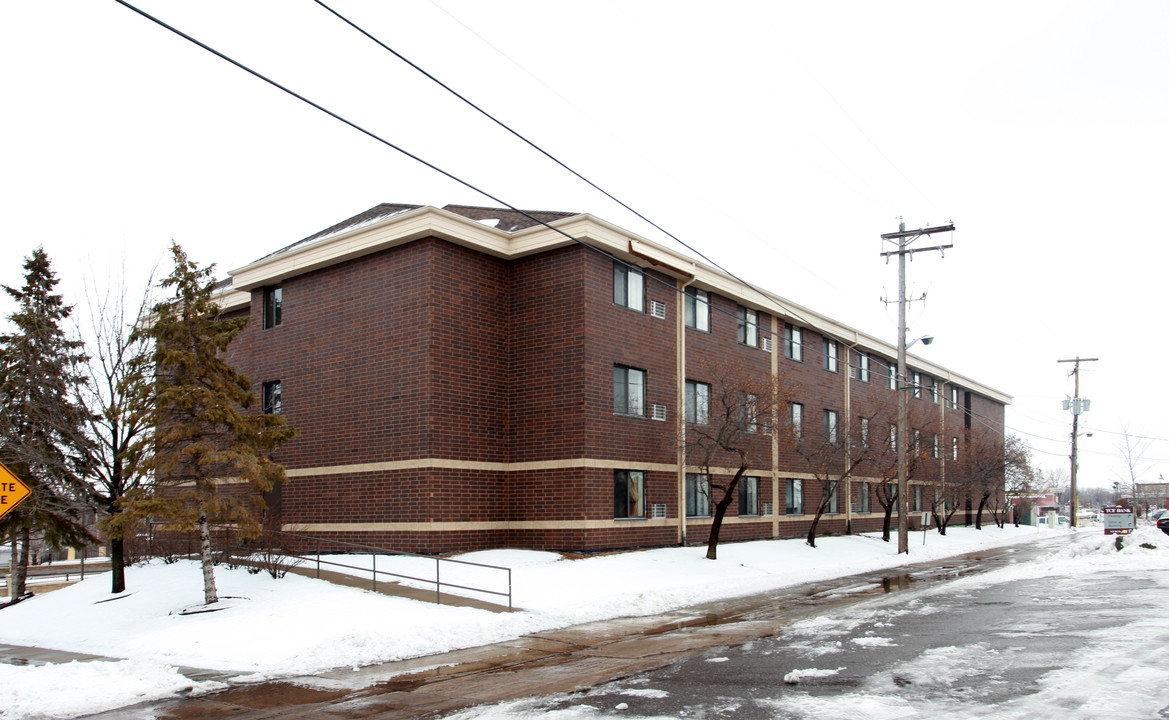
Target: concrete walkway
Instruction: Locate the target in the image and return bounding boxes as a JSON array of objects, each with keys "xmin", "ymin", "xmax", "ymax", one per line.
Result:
[{"xmin": 15, "ymin": 539, "xmax": 1066, "ymax": 720}]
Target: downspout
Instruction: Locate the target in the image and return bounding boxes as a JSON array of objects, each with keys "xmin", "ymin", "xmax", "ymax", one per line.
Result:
[
  {"xmin": 771, "ymin": 314, "xmax": 781, "ymax": 538},
  {"xmin": 676, "ymin": 276, "xmax": 694, "ymax": 545}
]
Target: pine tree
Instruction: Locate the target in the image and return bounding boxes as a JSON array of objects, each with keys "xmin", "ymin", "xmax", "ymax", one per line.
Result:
[
  {"xmin": 0, "ymin": 247, "xmax": 96, "ymax": 600},
  {"xmin": 115, "ymin": 243, "xmax": 296, "ymax": 605}
]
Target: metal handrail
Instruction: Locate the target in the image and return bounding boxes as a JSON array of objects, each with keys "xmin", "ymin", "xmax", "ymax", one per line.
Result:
[{"xmin": 168, "ymin": 525, "xmax": 514, "ymax": 609}]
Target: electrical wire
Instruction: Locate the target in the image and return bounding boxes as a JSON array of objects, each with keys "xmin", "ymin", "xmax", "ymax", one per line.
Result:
[
  {"xmin": 309, "ymin": 0, "xmax": 837, "ymax": 337},
  {"xmin": 113, "ymin": 0, "xmax": 1055, "ymax": 461},
  {"xmin": 109, "ymin": 0, "xmax": 854, "ymax": 371}
]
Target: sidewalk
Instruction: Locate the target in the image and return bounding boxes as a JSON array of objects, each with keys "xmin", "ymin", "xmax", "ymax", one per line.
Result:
[{"xmin": 75, "ymin": 539, "xmax": 1050, "ymax": 720}]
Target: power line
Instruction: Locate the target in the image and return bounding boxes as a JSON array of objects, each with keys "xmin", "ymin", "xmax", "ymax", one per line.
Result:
[
  {"xmin": 310, "ymin": 0, "xmax": 830, "ymax": 335},
  {"xmin": 110, "ymin": 0, "xmax": 845, "ymax": 364}
]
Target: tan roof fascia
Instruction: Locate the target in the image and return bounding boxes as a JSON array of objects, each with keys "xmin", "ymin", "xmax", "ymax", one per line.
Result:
[{"xmin": 228, "ymin": 205, "xmax": 522, "ymax": 292}]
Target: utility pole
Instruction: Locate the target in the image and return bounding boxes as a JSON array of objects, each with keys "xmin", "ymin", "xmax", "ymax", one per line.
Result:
[
  {"xmin": 881, "ymin": 220, "xmax": 954, "ymax": 554},
  {"xmin": 1058, "ymin": 357, "xmax": 1098, "ymax": 528}
]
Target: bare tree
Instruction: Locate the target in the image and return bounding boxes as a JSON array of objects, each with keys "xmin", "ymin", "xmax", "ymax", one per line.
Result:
[
  {"xmin": 793, "ymin": 404, "xmax": 880, "ymax": 548},
  {"xmin": 1115, "ymin": 426, "xmax": 1152, "ymax": 513},
  {"xmin": 951, "ymin": 430, "xmax": 1032, "ymax": 530},
  {"xmin": 852, "ymin": 401, "xmax": 935, "ymax": 542},
  {"xmin": 682, "ymin": 358, "xmax": 794, "ymax": 560},
  {"xmin": 77, "ymin": 262, "xmax": 156, "ymax": 594}
]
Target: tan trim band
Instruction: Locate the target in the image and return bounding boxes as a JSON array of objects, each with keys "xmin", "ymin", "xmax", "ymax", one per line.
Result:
[{"xmin": 284, "ymin": 516, "xmax": 809, "ymax": 533}]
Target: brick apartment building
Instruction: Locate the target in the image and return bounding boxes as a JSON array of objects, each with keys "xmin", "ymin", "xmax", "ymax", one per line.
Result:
[{"xmin": 215, "ymin": 203, "xmax": 1010, "ymax": 554}]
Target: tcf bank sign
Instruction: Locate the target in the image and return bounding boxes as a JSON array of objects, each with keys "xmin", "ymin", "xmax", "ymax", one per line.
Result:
[
  {"xmin": 1102, "ymin": 506, "xmax": 1135, "ymax": 535},
  {"xmin": 0, "ymin": 461, "xmax": 32, "ymax": 522}
]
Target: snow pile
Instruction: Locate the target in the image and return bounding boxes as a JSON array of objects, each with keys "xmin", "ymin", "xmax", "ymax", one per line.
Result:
[{"xmin": 0, "ymin": 525, "xmax": 1080, "ymax": 718}]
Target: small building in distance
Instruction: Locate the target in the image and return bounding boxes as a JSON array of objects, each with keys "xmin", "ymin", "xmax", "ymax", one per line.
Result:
[{"xmin": 216, "ymin": 203, "xmax": 1010, "ymax": 554}]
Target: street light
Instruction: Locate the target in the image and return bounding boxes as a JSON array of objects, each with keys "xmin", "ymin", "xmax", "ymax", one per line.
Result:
[{"xmin": 897, "ymin": 332, "xmax": 934, "ymax": 556}]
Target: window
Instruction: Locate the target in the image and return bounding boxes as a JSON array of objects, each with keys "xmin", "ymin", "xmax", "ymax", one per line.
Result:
[
  {"xmin": 686, "ymin": 473, "xmax": 711, "ymax": 517},
  {"xmin": 263, "ymin": 286, "xmax": 282, "ymax": 329},
  {"xmin": 613, "ymin": 262, "xmax": 644, "ymax": 311},
  {"xmin": 736, "ymin": 393, "xmax": 758, "ymax": 433},
  {"xmin": 824, "ymin": 409, "xmax": 838, "ymax": 444},
  {"xmin": 887, "ymin": 361, "xmax": 897, "ymax": 390},
  {"xmin": 786, "ymin": 478, "xmax": 803, "ymax": 515},
  {"xmin": 685, "ymin": 287, "xmax": 710, "ymax": 331},
  {"xmin": 826, "ymin": 484, "xmax": 839, "ymax": 514},
  {"xmin": 889, "ymin": 424, "xmax": 897, "ymax": 452},
  {"xmin": 886, "ymin": 483, "xmax": 898, "ymax": 513},
  {"xmin": 614, "ymin": 470, "xmax": 646, "ymax": 519},
  {"xmin": 613, "ymin": 366, "xmax": 645, "ymax": 416},
  {"xmin": 859, "ymin": 482, "xmax": 871, "ymax": 513},
  {"xmin": 262, "ymin": 380, "xmax": 282, "ymax": 415},
  {"xmin": 856, "ymin": 352, "xmax": 870, "ymax": 382},
  {"xmin": 790, "ymin": 402, "xmax": 803, "ymax": 440},
  {"xmin": 931, "ymin": 379, "xmax": 940, "ymax": 404},
  {"xmin": 952, "ymin": 436, "xmax": 959, "ymax": 460},
  {"xmin": 785, "ymin": 325, "xmax": 803, "ymax": 361},
  {"xmin": 933, "ymin": 434, "xmax": 940, "ymax": 459},
  {"xmin": 859, "ymin": 417, "xmax": 870, "ymax": 448},
  {"xmin": 913, "ymin": 371, "xmax": 922, "ymax": 399},
  {"xmin": 950, "ymin": 386, "xmax": 960, "ymax": 409},
  {"xmin": 913, "ymin": 429, "xmax": 921, "ymax": 453},
  {"xmin": 685, "ymin": 380, "xmax": 710, "ymax": 425},
  {"xmin": 739, "ymin": 476, "xmax": 760, "ymax": 516},
  {"xmin": 912, "ymin": 485, "xmax": 923, "ymax": 513},
  {"xmin": 737, "ymin": 306, "xmax": 757, "ymax": 347},
  {"xmin": 823, "ymin": 339, "xmax": 838, "ymax": 372}
]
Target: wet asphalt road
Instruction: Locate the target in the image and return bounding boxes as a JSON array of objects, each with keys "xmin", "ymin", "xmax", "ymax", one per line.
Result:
[
  {"xmin": 521, "ymin": 539, "xmax": 1169, "ymax": 719},
  {"xmin": 82, "ymin": 533, "xmax": 1086, "ymax": 719}
]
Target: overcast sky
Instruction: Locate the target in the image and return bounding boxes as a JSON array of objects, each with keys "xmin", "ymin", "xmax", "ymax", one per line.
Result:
[{"xmin": 2, "ymin": 1, "xmax": 1165, "ymax": 492}]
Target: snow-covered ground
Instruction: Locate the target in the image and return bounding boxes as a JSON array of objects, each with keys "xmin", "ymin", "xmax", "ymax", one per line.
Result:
[{"xmin": 0, "ymin": 523, "xmax": 1161, "ymax": 719}]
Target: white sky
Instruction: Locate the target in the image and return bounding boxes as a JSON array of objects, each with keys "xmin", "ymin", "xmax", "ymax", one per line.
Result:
[
  {"xmin": 1, "ymin": 525, "xmax": 1166, "ymax": 718},
  {"xmin": 1, "ymin": 1, "xmax": 1166, "ymax": 489}
]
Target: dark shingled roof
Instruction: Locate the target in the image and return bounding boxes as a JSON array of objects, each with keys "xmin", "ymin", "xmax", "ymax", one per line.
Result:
[{"xmin": 256, "ymin": 203, "xmax": 579, "ymax": 263}]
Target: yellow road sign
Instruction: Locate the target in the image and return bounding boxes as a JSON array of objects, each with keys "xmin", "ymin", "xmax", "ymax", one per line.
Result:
[{"xmin": 0, "ymin": 462, "xmax": 31, "ymax": 521}]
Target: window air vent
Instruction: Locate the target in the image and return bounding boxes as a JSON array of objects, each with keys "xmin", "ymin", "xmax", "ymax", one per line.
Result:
[
  {"xmin": 762, "ymin": 502, "xmax": 773, "ymax": 516},
  {"xmin": 650, "ymin": 300, "xmax": 667, "ymax": 319},
  {"xmin": 762, "ymin": 336, "xmax": 773, "ymax": 352},
  {"xmin": 652, "ymin": 503, "xmax": 667, "ymax": 519},
  {"xmin": 849, "ymin": 366, "xmax": 857, "ymax": 379},
  {"xmin": 651, "ymin": 403, "xmax": 667, "ymax": 421}
]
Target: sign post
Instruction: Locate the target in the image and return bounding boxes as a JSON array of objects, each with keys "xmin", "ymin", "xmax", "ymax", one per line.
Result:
[{"xmin": 1102, "ymin": 505, "xmax": 1134, "ymax": 536}]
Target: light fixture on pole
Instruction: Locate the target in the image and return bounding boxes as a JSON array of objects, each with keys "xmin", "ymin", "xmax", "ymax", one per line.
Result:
[
  {"xmin": 881, "ymin": 221, "xmax": 953, "ymax": 555},
  {"xmin": 1058, "ymin": 357, "xmax": 1097, "ymax": 528}
]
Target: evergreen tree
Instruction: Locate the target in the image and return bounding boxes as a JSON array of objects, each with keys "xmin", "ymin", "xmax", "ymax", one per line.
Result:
[
  {"xmin": 115, "ymin": 243, "xmax": 295, "ymax": 605},
  {"xmin": 0, "ymin": 247, "xmax": 96, "ymax": 600}
]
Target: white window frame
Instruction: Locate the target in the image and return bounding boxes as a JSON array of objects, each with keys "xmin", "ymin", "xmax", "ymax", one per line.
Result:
[
  {"xmin": 737, "ymin": 306, "xmax": 758, "ymax": 347},
  {"xmin": 824, "ymin": 409, "xmax": 838, "ymax": 444},
  {"xmin": 823, "ymin": 339, "xmax": 838, "ymax": 372},
  {"xmin": 686, "ymin": 473, "xmax": 711, "ymax": 517},
  {"xmin": 790, "ymin": 402, "xmax": 804, "ymax": 440},
  {"xmin": 786, "ymin": 478, "xmax": 803, "ymax": 515},
  {"xmin": 613, "ymin": 262, "xmax": 644, "ymax": 311},
  {"xmin": 887, "ymin": 361, "xmax": 897, "ymax": 390},
  {"xmin": 785, "ymin": 325, "xmax": 803, "ymax": 361},
  {"xmin": 685, "ymin": 380, "xmax": 710, "ymax": 425},
  {"xmin": 684, "ymin": 287, "xmax": 710, "ymax": 331},
  {"xmin": 859, "ymin": 482, "xmax": 871, "ymax": 514},
  {"xmin": 857, "ymin": 352, "xmax": 870, "ymax": 382},
  {"xmin": 613, "ymin": 365, "xmax": 646, "ymax": 416},
  {"xmin": 739, "ymin": 476, "xmax": 760, "ymax": 516}
]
